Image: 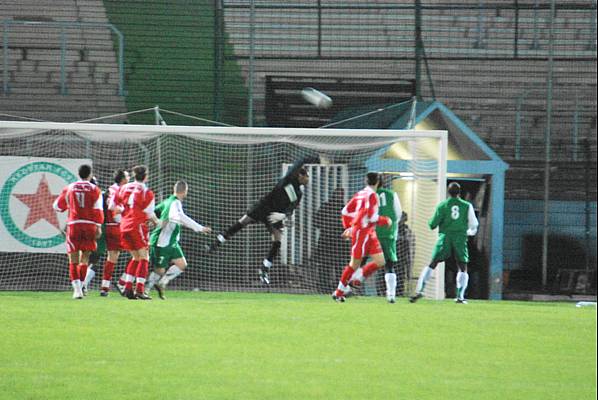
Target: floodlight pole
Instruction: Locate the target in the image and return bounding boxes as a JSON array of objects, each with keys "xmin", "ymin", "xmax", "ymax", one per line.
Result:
[
  {"xmin": 541, "ymin": 0, "xmax": 556, "ymax": 290},
  {"xmin": 247, "ymin": 0, "xmax": 256, "ymax": 127}
]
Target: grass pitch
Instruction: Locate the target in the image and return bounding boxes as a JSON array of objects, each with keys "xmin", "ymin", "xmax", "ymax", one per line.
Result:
[{"xmin": 1, "ymin": 292, "xmax": 595, "ymax": 400}]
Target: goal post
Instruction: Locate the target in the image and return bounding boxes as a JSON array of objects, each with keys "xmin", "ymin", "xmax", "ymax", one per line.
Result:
[{"xmin": 0, "ymin": 121, "xmax": 447, "ymax": 299}]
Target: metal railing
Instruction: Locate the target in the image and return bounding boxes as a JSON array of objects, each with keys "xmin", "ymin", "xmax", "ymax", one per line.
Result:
[{"xmin": 2, "ymin": 19, "xmax": 125, "ymax": 96}]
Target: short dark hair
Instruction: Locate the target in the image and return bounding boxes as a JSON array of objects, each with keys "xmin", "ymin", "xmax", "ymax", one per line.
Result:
[
  {"xmin": 113, "ymin": 169, "xmax": 127, "ymax": 184},
  {"xmin": 366, "ymin": 172, "xmax": 381, "ymax": 186},
  {"xmin": 174, "ymin": 180, "xmax": 188, "ymax": 193},
  {"xmin": 297, "ymin": 167, "xmax": 309, "ymax": 177},
  {"xmin": 132, "ymin": 165, "xmax": 147, "ymax": 182},
  {"xmin": 78, "ymin": 164, "xmax": 92, "ymax": 179},
  {"xmin": 448, "ymin": 182, "xmax": 461, "ymax": 197}
]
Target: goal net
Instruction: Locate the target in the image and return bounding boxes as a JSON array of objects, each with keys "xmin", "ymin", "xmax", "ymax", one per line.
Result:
[{"xmin": 0, "ymin": 121, "xmax": 447, "ymax": 299}]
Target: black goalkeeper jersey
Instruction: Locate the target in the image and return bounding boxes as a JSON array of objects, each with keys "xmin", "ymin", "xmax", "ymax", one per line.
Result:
[{"xmin": 247, "ymin": 156, "xmax": 315, "ymax": 222}]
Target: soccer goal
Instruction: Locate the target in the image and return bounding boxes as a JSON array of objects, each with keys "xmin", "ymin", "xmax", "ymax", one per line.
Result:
[{"xmin": 0, "ymin": 121, "xmax": 447, "ymax": 299}]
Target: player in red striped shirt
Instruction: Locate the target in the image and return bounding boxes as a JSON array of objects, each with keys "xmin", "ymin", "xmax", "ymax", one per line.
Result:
[
  {"xmin": 116, "ymin": 165, "xmax": 159, "ymax": 300},
  {"xmin": 332, "ymin": 172, "xmax": 391, "ymax": 302},
  {"xmin": 53, "ymin": 164, "xmax": 104, "ymax": 299}
]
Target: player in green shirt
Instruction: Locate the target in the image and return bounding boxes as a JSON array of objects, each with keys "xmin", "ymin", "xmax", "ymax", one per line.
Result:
[
  {"xmin": 410, "ymin": 182, "xmax": 479, "ymax": 304},
  {"xmin": 376, "ymin": 181, "xmax": 402, "ymax": 303},
  {"xmin": 145, "ymin": 181, "xmax": 211, "ymax": 299}
]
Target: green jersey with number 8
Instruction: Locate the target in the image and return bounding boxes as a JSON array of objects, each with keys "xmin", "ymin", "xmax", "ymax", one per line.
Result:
[{"xmin": 428, "ymin": 197, "xmax": 474, "ymax": 235}]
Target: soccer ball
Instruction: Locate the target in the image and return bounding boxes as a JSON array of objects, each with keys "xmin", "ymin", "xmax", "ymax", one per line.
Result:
[{"xmin": 301, "ymin": 87, "xmax": 333, "ymax": 109}]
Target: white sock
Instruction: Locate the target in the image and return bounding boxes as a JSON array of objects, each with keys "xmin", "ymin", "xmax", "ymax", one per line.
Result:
[
  {"xmin": 416, "ymin": 266, "xmax": 433, "ymax": 294},
  {"xmin": 146, "ymin": 272, "xmax": 162, "ymax": 291},
  {"xmin": 350, "ymin": 268, "xmax": 364, "ymax": 284},
  {"xmin": 217, "ymin": 234, "xmax": 226, "ymax": 243},
  {"xmin": 101, "ymin": 280, "xmax": 111, "ymax": 289},
  {"xmin": 385, "ymin": 272, "xmax": 397, "ymax": 299},
  {"xmin": 83, "ymin": 268, "xmax": 95, "ymax": 288},
  {"xmin": 159, "ymin": 265, "xmax": 183, "ymax": 287},
  {"xmin": 458, "ymin": 272, "xmax": 469, "ymax": 300},
  {"xmin": 336, "ymin": 282, "xmax": 350, "ymax": 294},
  {"xmin": 71, "ymin": 279, "xmax": 82, "ymax": 292},
  {"xmin": 262, "ymin": 259, "xmax": 273, "ymax": 269},
  {"xmin": 124, "ymin": 273, "xmax": 134, "ymax": 283}
]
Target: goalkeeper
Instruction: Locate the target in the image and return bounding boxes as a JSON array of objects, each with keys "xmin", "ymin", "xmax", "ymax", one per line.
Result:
[
  {"xmin": 207, "ymin": 155, "xmax": 317, "ymax": 285},
  {"xmin": 145, "ymin": 180, "xmax": 212, "ymax": 299}
]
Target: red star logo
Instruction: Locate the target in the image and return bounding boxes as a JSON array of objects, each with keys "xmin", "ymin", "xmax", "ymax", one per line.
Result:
[{"xmin": 13, "ymin": 174, "xmax": 61, "ymax": 231}]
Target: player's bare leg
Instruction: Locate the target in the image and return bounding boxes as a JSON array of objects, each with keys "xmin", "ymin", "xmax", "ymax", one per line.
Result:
[
  {"xmin": 154, "ymin": 258, "xmax": 187, "ymax": 300},
  {"xmin": 410, "ymin": 260, "xmax": 440, "ymax": 303},
  {"xmin": 68, "ymin": 251, "xmax": 83, "ymax": 299},
  {"xmin": 455, "ymin": 262, "xmax": 469, "ymax": 304}
]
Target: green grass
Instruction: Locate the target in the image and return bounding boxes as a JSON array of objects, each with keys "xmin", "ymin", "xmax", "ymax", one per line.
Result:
[{"xmin": 1, "ymin": 292, "xmax": 595, "ymax": 400}]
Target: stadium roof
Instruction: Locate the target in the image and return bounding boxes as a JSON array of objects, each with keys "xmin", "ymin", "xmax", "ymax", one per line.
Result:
[{"xmin": 329, "ymin": 98, "xmax": 508, "ymax": 168}]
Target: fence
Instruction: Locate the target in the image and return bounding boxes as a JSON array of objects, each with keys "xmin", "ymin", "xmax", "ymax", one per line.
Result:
[{"xmin": 1, "ymin": 19, "xmax": 125, "ymax": 96}]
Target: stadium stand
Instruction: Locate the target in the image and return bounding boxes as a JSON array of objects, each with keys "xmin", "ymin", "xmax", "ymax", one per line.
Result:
[{"xmin": 0, "ymin": 0, "xmax": 126, "ymax": 122}]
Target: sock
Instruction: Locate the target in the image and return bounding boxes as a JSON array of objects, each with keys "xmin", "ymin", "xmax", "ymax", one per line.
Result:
[
  {"xmin": 69, "ymin": 262, "xmax": 79, "ymax": 282},
  {"xmin": 102, "ymin": 261, "xmax": 115, "ymax": 290},
  {"xmin": 71, "ymin": 279, "xmax": 82, "ymax": 293},
  {"xmin": 339, "ymin": 266, "xmax": 355, "ymax": 287},
  {"xmin": 159, "ymin": 265, "xmax": 183, "ymax": 287},
  {"xmin": 459, "ymin": 272, "xmax": 469, "ymax": 300},
  {"xmin": 223, "ymin": 221, "xmax": 244, "ymax": 240},
  {"xmin": 262, "ymin": 259, "xmax": 273, "ymax": 269},
  {"xmin": 266, "ymin": 241, "xmax": 281, "ymax": 264},
  {"xmin": 416, "ymin": 266, "xmax": 433, "ymax": 294},
  {"xmin": 135, "ymin": 259, "xmax": 149, "ymax": 293},
  {"xmin": 83, "ymin": 267, "xmax": 95, "ymax": 288},
  {"xmin": 385, "ymin": 272, "xmax": 397, "ymax": 299},
  {"xmin": 124, "ymin": 259, "xmax": 137, "ymax": 290},
  {"xmin": 78, "ymin": 264, "xmax": 88, "ymax": 286},
  {"xmin": 456, "ymin": 271, "xmax": 463, "ymax": 298},
  {"xmin": 349, "ymin": 268, "xmax": 364, "ymax": 284},
  {"xmin": 361, "ymin": 262, "xmax": 379, "ymax": 279},
  {"xmin": 118, "ymin": 273, "xmax": 127, "ymax": 287},
  {"xmin": 146, "ymin": 271, "xmax": 162, "ymax": 291}
]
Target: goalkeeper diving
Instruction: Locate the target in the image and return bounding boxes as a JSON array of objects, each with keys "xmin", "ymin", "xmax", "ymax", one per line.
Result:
[
  {"xmin": 145, "ymin": 180, "xmax": 212, "ymax": 299},
  {"xmin": 206, "ymin": 155, "xmax": 318, "ymax": 284}
]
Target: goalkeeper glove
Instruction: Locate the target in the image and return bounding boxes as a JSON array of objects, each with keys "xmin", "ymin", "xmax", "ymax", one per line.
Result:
[{"xmin": 267, "ymin": 212, "xmax": 286, "ymax": 224}]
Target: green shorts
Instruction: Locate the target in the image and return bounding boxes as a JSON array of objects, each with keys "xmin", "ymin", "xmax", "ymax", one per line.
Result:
[
  {"xmin": 431, "ymin": 233, "xmax": 469, "ymax": 263},
  {"xmin": 95, "ymin": 226, "xmax": 106, "ymax": 255},
  {"xmin": 150, "ymin": 244, "xmax": 185, "ymax": 268},
  {"xmin": 378, "ymin": 237, "xmax": 398, "ymax": 263}
]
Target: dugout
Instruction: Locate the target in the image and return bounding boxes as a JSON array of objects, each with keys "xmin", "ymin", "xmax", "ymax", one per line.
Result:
[{"xmin": 331, "ymin": 99, "xmax": 508, "ymax": 300}]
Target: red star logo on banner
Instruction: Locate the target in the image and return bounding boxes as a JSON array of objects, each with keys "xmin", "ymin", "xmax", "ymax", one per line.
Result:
[{"xmin": 13, "ymin": 174, "xmax": 61, "ymax": 231}]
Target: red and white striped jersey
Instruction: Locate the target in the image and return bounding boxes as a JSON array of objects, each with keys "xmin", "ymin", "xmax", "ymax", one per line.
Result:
[
  {"xmin": 53, "ymin": 181, "xmax": 103, "ymax": 226},
  {"xmin": 341, "ymin": 186, "xmax": 389, "ymax": 234},
  {"xmin": 117, "ymin": 181, "xmax": 155, "ymax": 232},
  {"xmin": 105, "ymin": 183, "xmax": 124, "ymax": 225}
]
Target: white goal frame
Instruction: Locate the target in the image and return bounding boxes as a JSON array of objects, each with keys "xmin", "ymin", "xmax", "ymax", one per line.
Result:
[{"xmin": 0, "ymin": 121, "xmax": 447, "ymax": 299}]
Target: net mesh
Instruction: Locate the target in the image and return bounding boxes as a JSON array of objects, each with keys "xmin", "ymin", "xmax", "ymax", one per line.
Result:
[{"xmin": 0, "ymin": 125, "xmax": 445, "ymax": 299}]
